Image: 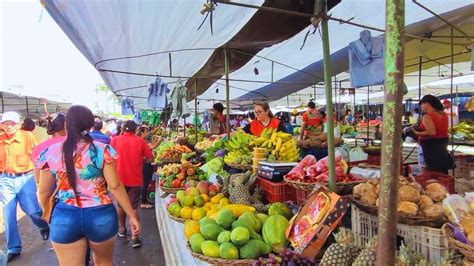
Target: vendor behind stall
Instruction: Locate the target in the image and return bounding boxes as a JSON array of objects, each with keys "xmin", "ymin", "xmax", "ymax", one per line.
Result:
[
  {"xmin": 412, "ymin": 95, "xmax": 453, "ymax": 174},
  {"xmin": 299, "ymin": 101, "xmax": 324, "ymax": 140},
  {"xmin": 243, "ymin": 101, "xmax": 286, "ymax": 137}
]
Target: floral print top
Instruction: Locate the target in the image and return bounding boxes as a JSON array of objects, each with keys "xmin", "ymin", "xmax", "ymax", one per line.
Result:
[{"xmin": 36, "ymin": 141, "xmax": 118, "ymax": 207}]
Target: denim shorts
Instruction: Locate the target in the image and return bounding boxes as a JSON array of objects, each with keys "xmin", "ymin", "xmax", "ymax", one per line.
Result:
[{"xmin": 50, "ymin": 202, "xmax": 118, "ymax": 244}]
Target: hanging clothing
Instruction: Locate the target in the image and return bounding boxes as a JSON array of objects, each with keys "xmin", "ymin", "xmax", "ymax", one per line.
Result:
[
  {"xmin": 170, "ymin": 85, "xmax": 190, "ymax": 118},
  {"xmin": 133, "ymin": 111, "xmax": 142, "ymax": 125},
  {"xmin": 147, "ymin": 77, "xmax": 169, "ymax": 109},
  {"xmin": 121, "ymin": 97, "xmax": 135, "ymax": 115},
  {"xmin": 349, "ymin": 30, "xmax": 385, "ymax": 88}
]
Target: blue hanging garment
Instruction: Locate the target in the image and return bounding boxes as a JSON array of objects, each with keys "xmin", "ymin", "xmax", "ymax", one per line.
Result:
[
  {"xmin": 121, "ymin": 97, "xmax": 135, "ymax": 115},
  {"xmin": 349, "ymin": 30, "xmax": 385, "ymax": 88},
  {"xmin": 133, "ymin": 111, "xmax": 141, "ymax": 124},
  {"xmin": 147, "ymin": 77, "xmax": 169, "ymax": 109}
]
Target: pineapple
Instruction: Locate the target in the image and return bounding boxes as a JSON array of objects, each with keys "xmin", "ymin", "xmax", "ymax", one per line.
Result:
[
  {"xmin": 227, "ymin": 172, "xmax": 268, "ymax": 212},
  {"xmin": 353, "ymin": 236, "xmax": 378, "ymax": 266},
  {"xmin": 396, "ymin": 241, "xmax": 426, "ymax": 266},
  {"xmin": 320, "ymin": 227, "xmax": 361, "ymax": 266}
]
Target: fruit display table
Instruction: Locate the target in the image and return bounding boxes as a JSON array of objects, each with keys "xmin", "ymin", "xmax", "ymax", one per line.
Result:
[{"xmin": 155, "ymin": 182, "xmax": 209, "ymax": 266}]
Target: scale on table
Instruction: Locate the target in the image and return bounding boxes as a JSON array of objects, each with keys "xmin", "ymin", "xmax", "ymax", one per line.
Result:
[{"xmin": 257, "ymin": 161, "xmax": 298, "ymax": 182}]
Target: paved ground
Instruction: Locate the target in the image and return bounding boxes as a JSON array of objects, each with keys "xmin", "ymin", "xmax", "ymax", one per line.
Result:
[{"xmin": 0, "ymin": 207, "xmax": 165, "ymax": 266}]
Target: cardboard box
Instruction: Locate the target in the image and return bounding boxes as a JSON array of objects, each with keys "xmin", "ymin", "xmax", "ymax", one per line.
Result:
[{"xmin": 285, "ymin": 185, "xmax": 350, "ymax": 258}]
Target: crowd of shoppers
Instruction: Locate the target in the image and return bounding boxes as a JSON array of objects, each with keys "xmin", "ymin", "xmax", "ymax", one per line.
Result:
[{"xmin": 0, "ymin": 106, "xmax": 161, "ymax": 265}]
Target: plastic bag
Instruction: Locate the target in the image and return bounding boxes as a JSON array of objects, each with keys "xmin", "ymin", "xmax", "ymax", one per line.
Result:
[
  {"xmin": 349, "ymin": 146, "xmax": 368, "ymax": 162},
  {"xmin": 442, "ymin": 194, "xmax": 470, "ymax": 224},
  {"xmin": 465, "ymin": 192, "xmax": 474, "ymax": 209},
  {"xmin": 336, "ymin": 144, "xmax": 350, "ymax": 162}
]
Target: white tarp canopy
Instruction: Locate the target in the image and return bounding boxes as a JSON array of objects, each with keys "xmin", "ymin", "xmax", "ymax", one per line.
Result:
[{"xmin": 44, "ymin": 0, "xmax": 472, "ymax": 111}]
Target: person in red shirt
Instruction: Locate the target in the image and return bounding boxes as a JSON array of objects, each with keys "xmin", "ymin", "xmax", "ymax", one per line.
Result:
[
  {"xmin": 110, "ymin": 120, "xmax": 153, "ymax": 248},
  {"xmin": 299, "ymin": 101, "xmax": 324, "ymax": 140},
  {"xmin": 243, "ymin": 101, "xmax": 286, "ymax": 137},
  {"xmin": 412, "ymin": 95, "xmax": 452, "ymax": 174},
  {"xmin": 211, "ymin": 102, "xmax": 227, "ymax": 135}
]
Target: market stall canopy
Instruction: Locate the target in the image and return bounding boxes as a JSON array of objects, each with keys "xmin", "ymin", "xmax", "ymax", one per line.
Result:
[
  {"xmin": 231, "ymin": 2, "xmax": 473, "ymax": 105},
  {"xmin": 184, "ymin": 0, "xmax": 341, "ymax": 100},
  {"xmin": 198, "ymin": 0, "xmax": 474, "ymax": 104},
  {"xmin": 43, "ymin": 0, "xmax": 265, "ymax": 109},
  {"xmin": 0, "ymin": 89, "xmax": 71, "ymax": 119}
]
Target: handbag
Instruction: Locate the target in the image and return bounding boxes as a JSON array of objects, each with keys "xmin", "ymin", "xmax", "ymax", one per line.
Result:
[
  {"xmin": 349, "ymin": 146, "xmax": 368, "ymax": 162},
  {"xmin": 41, "ymin": 144, "xmax": 87, "ymax": 223}
]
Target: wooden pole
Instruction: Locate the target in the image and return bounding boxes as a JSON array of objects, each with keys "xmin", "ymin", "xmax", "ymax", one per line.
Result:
[
  {"xmin": 195, "ymin": 79, "xmax": 198, "ymax": 143},
  {"xmin": 376, "ymin": 0, "xmax": 405, "ymax": 264},
  {"xmin": 319, "ymin": 4, "xmax": 336, "ymax": 191}
]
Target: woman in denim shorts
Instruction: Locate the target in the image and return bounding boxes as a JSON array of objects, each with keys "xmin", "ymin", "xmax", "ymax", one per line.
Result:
[{"xmin": 36, "ymin": 105, "xmax": 140, "ymax": 266}]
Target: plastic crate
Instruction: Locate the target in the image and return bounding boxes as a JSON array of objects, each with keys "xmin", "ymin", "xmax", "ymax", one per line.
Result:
[
  {"xmin": 351, "ymin": 205, "xmax": 452, "ymax": 263},
  {"xmin": 256, "ymin": 176, "xmax": 296, "ymax": 203},
  {"xmin": 413, "ymin": 172, "xmax": 455, "ymax": 193},
  {"xmin": 296, "ymin": 189, "xmax": 309, "ymax": 206}
]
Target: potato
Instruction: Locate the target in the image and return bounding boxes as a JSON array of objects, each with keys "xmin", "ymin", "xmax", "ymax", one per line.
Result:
[
  {"xmin": 419, "ymin": 195, "xmax": 434, "ymax": 209},
  {"xmin": 422, "ymin": 204, "xmax": 444, "ymax": 218},
  {"xmin": 398, "ymin": 201, "xmax": 419, "ymax": 216},
  {"xmin": 425, "ymin": 183, "xmax": 448, "ymax": 202}
]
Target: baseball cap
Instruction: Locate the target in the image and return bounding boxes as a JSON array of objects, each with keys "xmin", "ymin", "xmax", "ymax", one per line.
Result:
[{"xmin": 1, "ymin": 111, "xmax": 20, "ymax": 123}]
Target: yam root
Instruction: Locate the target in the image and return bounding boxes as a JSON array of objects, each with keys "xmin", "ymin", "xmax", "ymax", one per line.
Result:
[{"xmin": 398, "ymin": 201, "xmax": 419, "ymax": 216}]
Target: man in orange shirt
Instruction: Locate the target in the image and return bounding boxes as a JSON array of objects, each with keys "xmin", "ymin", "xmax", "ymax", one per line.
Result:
[{"xmin": 0, "ymin": 112, "xmax": 49, "ymax": 262}]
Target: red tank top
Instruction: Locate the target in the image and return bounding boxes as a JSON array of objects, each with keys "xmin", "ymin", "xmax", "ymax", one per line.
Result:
[
  {"xmin": 249, "ymin": 118, "xmax": 281, "ymax": 137},
  {"xmin": 419, "ymin": 111, "xmax": 448, "ymax": 141}
]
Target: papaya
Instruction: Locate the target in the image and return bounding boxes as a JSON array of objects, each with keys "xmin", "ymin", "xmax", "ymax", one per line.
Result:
[
  {"xmin": 268, "ymin": 202, "xmax": 293, "ymax": 220},
  {"xmin": 219, "ymin": 242, "xmax": 239, "ymax": 259},
  {"xmin": 238, "ymin": 212, "xmax": 260, "ymax": 232},
  {"xmin": 189, "ymin": 233, "xmax": 206, "ymax": 254},
  {"xmin": 248, "ymin": 239, "xmax": 271, "ymax": 255},
  {"xmin": 262, "ymin": 215, "xmax": 289, "ymax": 253},
  {"xmin": 256, "ymin": 213, "xmax": 269, "ymax": 225},
  {"xmin": 230, "ymin": 227, "xmax": 250, "ymax": 246},
  {"xmin": 199, "ymin": 217, "xmax": 216, "ymax": 228},
  {"xmin": 201, "ymin": 241, "xmax": 220, "ymax": 258},
  {"xmin": 184, "ymin": 220, "xmax": 201, "ymax": 239},
  {"xmin": 239, "ymin": 241, "xmax": 261, "ymax": 259},
  {"xmin": 215, "ymin": 209, "xmax": 235, "ymax": 230},
  {"xmin": 200, "ymin": 223, "xmax": 224, "ymax": 241},
  {"xmin": 231, "ymin": 220, "xmax": 262, "ymax": 241},
  {"xmin": 217, "ymin": 230, "xmax": 231, "ymax": 244}
]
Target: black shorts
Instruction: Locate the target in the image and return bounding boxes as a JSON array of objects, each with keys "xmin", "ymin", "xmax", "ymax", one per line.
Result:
[{"xmin": 123, "ymin": 186, "xmax": 141, "ymax": 209}]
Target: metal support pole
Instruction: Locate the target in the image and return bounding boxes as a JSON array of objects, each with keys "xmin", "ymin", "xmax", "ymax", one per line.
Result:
[
  {"xmin": 320, "ymin": 8, "xmax": 336, "ymax": 191},
  {"xmin": 334, "ymin": 77, "xmax": 338, "ymax": 120},
  {"xmin": 224, "ymin": 48, "xmax": 231, "ymax": 140},
  {"xmin": 376, "ymin": 0, "xmax": 405, "ymax": 264},
  {"xmin": 450, "ymin": 27, "xmax": 454, "ymax": 155},
  {"xmin": 418, "ymin": 56, "xmax": 422, "ymax": 101},
  {"xmin": 26, "ymin": 97, "xmax": 29, "ymax": 117},
  {"xmin": 271, "ymin": 61, "xmax": 274, "ymax": 83},
  {"xmin": 367, "ymin": 86, "xmax": 370, "ymax": 141},
  {"xmin": 194, "ymin": 79, "xmax": 199, "ymax": 143},
  {"xmin": 169, "ymin": 53, "xmax": 172, "ymax": 77}
]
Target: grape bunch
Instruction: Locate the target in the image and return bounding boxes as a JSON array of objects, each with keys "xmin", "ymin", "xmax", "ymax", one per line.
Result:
[{"xmin": 252, "ymin": 249, "xmax": 316, "ymax": 266}]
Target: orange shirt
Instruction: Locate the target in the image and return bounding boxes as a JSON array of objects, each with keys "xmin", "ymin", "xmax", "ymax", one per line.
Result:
[
  {"xmin": 244, "ymin": 118, "xmax": 284, "ymax": 137},
  {"xmin": 0, "ymin": 130, "xmax": 37, "ymax": 173}
]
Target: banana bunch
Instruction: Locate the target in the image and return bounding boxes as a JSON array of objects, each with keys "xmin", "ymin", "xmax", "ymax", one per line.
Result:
[
  {"xmin": 224, "ymin": 151, "xmax": 252, "ymax": 165},
  {"xmin": 224, "ymin": 131, "xmax": 254, "ymax": 152},
  {"xmin": 251, "ymin": 129, "xmax": 300, "ymax": 162}
]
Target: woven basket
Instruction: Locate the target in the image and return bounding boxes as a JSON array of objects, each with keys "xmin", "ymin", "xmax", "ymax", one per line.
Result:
[
  {"xmin": 225, "ymin": 163, "xmax": 252, "ymax": 172},
  {"xmin": 160, "ymin": 158, "xmax": 181, "ymax": 164},
  {"xmin": 351, "ymin": 197, "xmax": 447, "ymax": 228},
  {"xmin": 160, "ymin": 185, "xmax": 184, "ymax": 195},
  {"xmin": 168, "ymin": 212, "xmax": 186, "ymax": 223},
  {"xmin": 442, "ymin": 224, "xmax": 474, "ymax": 263},
  {"xmin": 284, "ymin": 178, "xmax": 363, "ymax": 195},
  {"xmin": 187, "ymin": 243, "xmax": 256, "ymax": 265}
]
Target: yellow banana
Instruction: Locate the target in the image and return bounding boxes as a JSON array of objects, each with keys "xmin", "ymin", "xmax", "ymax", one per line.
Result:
[{"xmin": 275, "ymin": 137, "xmax": 282, "ymax": 152}]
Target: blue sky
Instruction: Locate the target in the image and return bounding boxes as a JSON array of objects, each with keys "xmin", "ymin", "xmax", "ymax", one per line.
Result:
[{"xmin": 1, "ymin": 0, "xmax": 114, "ymax": 112}]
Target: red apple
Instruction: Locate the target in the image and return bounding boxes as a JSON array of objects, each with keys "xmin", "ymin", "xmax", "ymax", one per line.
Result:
[{"xmin": 196, "ymin": 181, "xmax": 209, "ymax": 195}]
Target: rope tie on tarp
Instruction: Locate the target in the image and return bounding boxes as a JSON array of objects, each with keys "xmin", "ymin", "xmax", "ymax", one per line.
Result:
[{"xmin": 198, "ymin": 1, "xmax": 217, "ymax": 35}]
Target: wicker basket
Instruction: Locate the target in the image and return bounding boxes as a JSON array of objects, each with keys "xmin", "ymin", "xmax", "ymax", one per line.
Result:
[
  {"xmin": 442, "ymin": 224, "xmax": 474, "ymax": 263},
  {"xmin": 160, "ymin": 158, "xmax": 181, "ymax": 164},
  {"xmin": 168, "ymin": 212, "xmax": 186, "ymax": 223},
  {"xmin": 187, "ymin": 243, "xmax": 256, "ymax": 265},
  {"xmin": 225, "ymin": 163, "xmax": 252, "ymax": 172},
  {"xmin": 351, "ymin": 197, "xmax": 447, "ymax": 228},
  {"xmin": 284, "ymin": 178, "xmax": 363, "ymax": 195},
  {"xmin": 160, "ymin": 185, "xmax": 184, "ymax": 195}
]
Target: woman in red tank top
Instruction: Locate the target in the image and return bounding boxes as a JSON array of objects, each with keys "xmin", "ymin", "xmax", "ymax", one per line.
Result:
[
  {"xmin": 413, "ymin": 95, "xmax": 453, "ymax": 174},
  {"xmin": 243, "ymin": 101, "xmax": 286, "ymax": 137}
]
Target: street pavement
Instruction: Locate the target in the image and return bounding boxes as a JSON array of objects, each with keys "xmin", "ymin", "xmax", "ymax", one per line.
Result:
[{"xmin": 0, "ymin": 207, "xmax": 165, "ymax": 266}]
